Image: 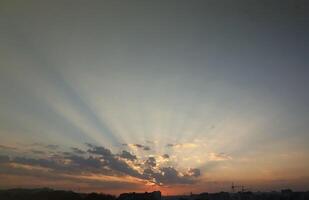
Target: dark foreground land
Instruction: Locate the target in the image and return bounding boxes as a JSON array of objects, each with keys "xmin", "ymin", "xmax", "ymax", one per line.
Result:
[
  {"xmin": 0, "ymin": 188, "xmax": 115, "ymax": 200},
  {"xmin": 0, "ymin": 188, "xmax": 309, "ymax": 200}
]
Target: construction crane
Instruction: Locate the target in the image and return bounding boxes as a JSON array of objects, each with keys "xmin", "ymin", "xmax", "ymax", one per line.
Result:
[
  {"xmin": 241, "ymin": 186, "xmax": 251, "ymax": 192},
  {"xmin": 231, "ymin": 182, "xmax": 244, "ymax": 193}
]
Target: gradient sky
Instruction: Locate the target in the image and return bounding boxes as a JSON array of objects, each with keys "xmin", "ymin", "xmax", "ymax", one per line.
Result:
[{"xmin": 0, "ymin": 0, "xmax": 309, "ymax": 195}]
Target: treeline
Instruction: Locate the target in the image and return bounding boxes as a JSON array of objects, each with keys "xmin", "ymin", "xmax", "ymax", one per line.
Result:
[{"xmin": 0, "ymin": 188, "xmax": 116, "ymax": 200}]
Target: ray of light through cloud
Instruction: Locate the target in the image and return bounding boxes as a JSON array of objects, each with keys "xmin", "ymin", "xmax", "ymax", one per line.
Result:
[{"xmin": 0, "ymin": 0, "xmax": 309, "ymax": 195}]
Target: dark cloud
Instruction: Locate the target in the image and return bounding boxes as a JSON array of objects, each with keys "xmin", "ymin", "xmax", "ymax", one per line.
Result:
[
  {"xmin": 142, "ymin": 168, "xmax": 155, "ymax": 180},
  {"xmin": 122, "ymin": 143, "xmax": 151, "ymax": 151},
  {"xmin": 209, "ymin": 152, "xmax": 232, "ymax": 161},
  {"xmin": 142, "ymin": 166, "xmax": 200, "ymax": 185},
  {"xmin": 46, "ymin": 144, "xmax": 59, "ymax": 150},
  {"xmin": 166, "ymin": 143, "xmax": 175, "ymax": 147},
  {"xmin": 132, "ymin": 144, "xmax": 151, "ymax": 151},
  {"xmin": 62, "ymin": 151, "xmax": 72, "ymax": 156},
  {"xmin": 12, "ymin": 157, "xmax": 65, "ymax": 171},
  {"xmin": 0, "ymin": 155, "xmax": 10, "ymax": 163},
  {"xmin": 145, "ymin": 157, "xmax": 156, "ymax": 167},
  {"xmin": 107, "ymin": 157, "xmax": 142, "ymax": 178},
  {"xmin": 186, "ymin": 168, "xmax": 200, "ymax": 177},
  {"xmin": 143, "ymin": 146, "xmax": 151, "ymax": 151},
  {"xmin": 162, "ymin": 154, "xmax": 169, "ymax": 159},
  {"xmin": 0, "ymin": 144, "xmax": 17, "ymax": 150},
  {"xmin": 86, "ymin": 144, "xmax": 142, "ymax": 178},
  {"xmin": 133, "ymin": 144, "xmax": 143, "ymax": 148},
  {"xmin": 119, "ymin": 151, "xmax": 137, "ymax": 161},
  {"xmin": 66, "ymin": 155, "xmax": 102, "ymax": 169},
  {"xmin": 7, "ymin": 152, "xmax": 113, "ymax": 176},
  {"xmin": 77, "ymin": 145, "xmax": 143, "ymax": 178},
  {"xmin": 71, "ymin": 147, "xmax": 86, "ymax": 154},
  {"xmin": 31, "ymin": 150, "xmax": 46, "ymax": 154},
  {"xmin": 0, "ymin": 143, "xmax": 200, "ymax": 186},
  {"xmin": 31, "ymin": 143, "xmax": 59, "ymax": 150},
  {"xmin": 8, "ymin": 154, "xmax": 104, "ymax": 175},
  {"xmin": 158, "ymin": 167, "xmax": 200, "ymax": 184},
  {"xmin": 158, "ymin": 167, "xmax": 187, "ymax": 184},
  {"xmin": 87, "ymin": 145, "xmax": 112, "ymax": 157}
]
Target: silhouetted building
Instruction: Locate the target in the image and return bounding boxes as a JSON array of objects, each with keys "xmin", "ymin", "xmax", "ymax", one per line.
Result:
[
  {"xmin": 118, "ymin": 191, "xmax": 161, "ymax": 200},
  {"xmin": 0, "ymin": 188, "xmax": 116, "ymax": 200},
  {"xmin": 282, "ymin": 189, "xmax": 293, "ymax": 195},
  {"xmin": 2, "ymin": 188, "xmax": 309, "ymax": 200}
]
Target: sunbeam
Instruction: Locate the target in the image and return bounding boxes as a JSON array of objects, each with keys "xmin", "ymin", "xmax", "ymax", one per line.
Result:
[{"xmin": 1, "ymin": 0, "xmax": 309, "ymax": 195}]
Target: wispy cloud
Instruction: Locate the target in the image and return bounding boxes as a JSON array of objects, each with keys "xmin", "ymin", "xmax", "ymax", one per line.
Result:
[
  {"xmin": 0, "ymin": 145, "xmax": 18, "ymax": 150},
  {"xmin": 125, "ymin": 143, "xmax": 151, "ymax": 151},
  {"xmin": 166, "ymin": 143, "xmax": 199, "ymax": 149},
  {"xmin": 208, "ymin": 152, "xmax": 232, "ymax": 161}
]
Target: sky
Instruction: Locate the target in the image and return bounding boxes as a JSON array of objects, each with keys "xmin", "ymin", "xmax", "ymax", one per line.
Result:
[{"xmin": 0, "ymin": 0, "xmax": 309, "ymax": 195}]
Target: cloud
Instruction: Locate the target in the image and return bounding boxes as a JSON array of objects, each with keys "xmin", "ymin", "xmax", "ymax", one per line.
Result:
[
  {"xmin": 143, "ymin": 166, "xmax": 200, "ymax": 185},
  {"xmin": 143, "ymin": 146, "xmax": 151, "ymax": 151},
  {"xmin": 141, "ymin": 155, "xmax": 201, "ymax": 185},
  {"xmin": 66, "ymin": 155, "xmax": 102, "ymax": 169},
  {"xmin": 133, "ymin": 144, "xmax": 143, "ymax": 148},
  {"xmin": 166, "ymin": 143, "xmax": 198, "ymax": 149},
  {"xmin": 186, "ymin": 168, "xmax": 200, "ymax": 177},
  {"xmin": 159, "ymin": 167, "xmax": 192, "ymax": 184},
  {"xmin": 0, "ymin": 155, "xmax": 10, "ymax": 163},
  {"xmin": 162, "ymin": 154, "xmax": 169, "ymax": 159},
  {"xmin": 86, "ymin": 144, "xmax": 142, "ymax": 178},
  {"xmin": 0, "ymin": 143, "xmax": 201, "ymax": 186},
  {"xmin": 31, "ymin": 143, "xmax": 59, "ymax": 150},
  {"xmin": 145, "ymin": 157, "xmax": 156, "ymax": 167},
  {"xmin": 87, "ymin": 144, "xmax": 112, "ymax": 157},
  {"xmin": 209, "ymin": 153, "xmax": 232, "ymax": 161},
  {"xmin": 61, "ymin": 152, "xmax": 72, "ymax": 156},
  {"xmin": 65, "ymin": 155, "xmax": 113, "ymax": 175},
  {"xmin": 107, "ymin": 158, "xmax": 142, "ymax": 178},
  {"xmin": 119, "ymin": 151, "xmax": 137, "ymax": 161},
  {"xmin": 127, "ymin": 144, "xmax": 151, "ymax": 151},
  {"xmin": 166, "ymin": 143, "xmax": 174, "ymax": 147},
  {"xmin": 145, "ymin": 140, "xmax": 156, "ymax": 144},
  {"xmin": 31, "ymin": 150, "xmax": 46, "ymax": 155},
  {"xmin": 0, "ymin": 145, "xmax": 17, "ymax": 150},
  {"xmin": 12, "ymin": 157, "xmax": 64, "ymax": 171},
  {"xmin": 71, "ymin": 147, "xmax": 86, "ymax": 154},
  {"xmin": 46, "ymin": 145, "xmax": 59, "ymax": 150}
]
